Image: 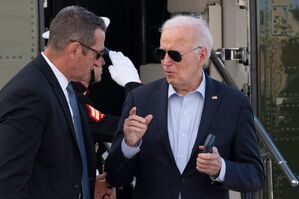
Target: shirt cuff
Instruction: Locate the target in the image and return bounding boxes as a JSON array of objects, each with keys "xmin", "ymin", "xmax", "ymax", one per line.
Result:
[
  {"xmin": 210, "ymin": 157, "xmax": 226, "ymax": 182},
  {"xmin": 121, "ymin": 138, "xmax": 141, "ymax": 159}
]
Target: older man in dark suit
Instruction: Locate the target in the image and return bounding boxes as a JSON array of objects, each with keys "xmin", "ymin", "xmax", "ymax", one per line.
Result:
[
  {"xmin": 105, "ymin": 14, "xmax": 264, "ymax": 199},
  {"xmin": 0, "ymin": 6, "xmax": 113, "ymax": 199}
]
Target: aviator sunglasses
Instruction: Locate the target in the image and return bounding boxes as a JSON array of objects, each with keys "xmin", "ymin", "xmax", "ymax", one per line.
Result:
[
  {"xmin": 155, "ymin": 46, "xmax": 202, "ymax": 62},
  {"xmin": 70, "ymin": 40, "xmax": 104, "ymax": 60}
]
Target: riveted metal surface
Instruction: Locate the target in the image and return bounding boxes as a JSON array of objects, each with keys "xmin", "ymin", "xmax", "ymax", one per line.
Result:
[{"xmin": 0, "ymin": 0, "xmax": 39, "ymax": 88}]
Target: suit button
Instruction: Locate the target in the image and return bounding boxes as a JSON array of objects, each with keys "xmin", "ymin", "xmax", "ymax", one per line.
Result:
[{"xmin": 181, "ymin": 178, "xmax": 185, "ymax": 184}]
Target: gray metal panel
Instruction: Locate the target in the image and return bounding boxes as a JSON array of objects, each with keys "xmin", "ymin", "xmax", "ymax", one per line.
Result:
[
  {"xmin": 257, "ymin": 0, "xmax": 299, "ymax": 198},
  {"xmin": 140, "ymin": 63, "xmax": 164, "ymax": 84},
  {"xmin": 0, "ymin": 0, "xmax": 39, "ymax": 88}
]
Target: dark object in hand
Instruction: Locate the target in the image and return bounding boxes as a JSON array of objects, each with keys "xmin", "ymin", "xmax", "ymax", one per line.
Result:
[{"xmin": 203, "ymin": 134, "xmax": 216, "ymax": 153}]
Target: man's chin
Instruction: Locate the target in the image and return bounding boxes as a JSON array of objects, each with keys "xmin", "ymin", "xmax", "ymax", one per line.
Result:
[
  {"xmin": 94, "ymin": 78, "xmax": 102, "ymax": 83},
  {"xmin": 166, "ymin": 77, "xmax": 174, "ymax": 84}
]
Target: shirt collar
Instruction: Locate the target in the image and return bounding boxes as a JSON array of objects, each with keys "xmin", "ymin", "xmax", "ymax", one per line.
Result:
[
  {"xmin": 41, "ymin": 52, "xmax": 69, "ymax": 90},
  {"xmin": 168, "ymin": 71, "xmax": 206, "ymax": 98}
]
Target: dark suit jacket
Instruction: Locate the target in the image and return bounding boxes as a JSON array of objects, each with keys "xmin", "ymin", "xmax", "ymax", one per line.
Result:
[
  {"xmin": 0, "ymin": 54, "xmax": 96, "ymax": 199},
  {"xmin": 105, "ymin": 75, "xmax": 264, "ymax": 199}
]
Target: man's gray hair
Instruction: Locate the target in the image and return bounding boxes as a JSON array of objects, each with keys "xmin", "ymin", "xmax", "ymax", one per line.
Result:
[
  {"xmin": 48, "ymin": 6, "xmax": 106, "ymax": 50},
  {"xmin": 161, "ymin": 14, "xmax": 213, "ymax": 60}
]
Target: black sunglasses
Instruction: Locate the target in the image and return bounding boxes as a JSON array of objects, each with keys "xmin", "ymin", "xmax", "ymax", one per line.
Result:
[
  {"xmin": 155, "ymin": 46, "xmax": 202, "ymax": 62},
  {"xmin": 70, "ymin": 40, "xmax": 103, "ymax": 60}
]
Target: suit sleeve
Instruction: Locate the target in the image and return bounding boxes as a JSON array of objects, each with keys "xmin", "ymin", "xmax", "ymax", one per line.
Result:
[
  {"xmin": 124, "ymin": 82, "xmax": 142, "ymax": 96},
  {"xmin": 105, "ymin": 91, "xmax": 138, "ymax": 187},
  {"xmin": 0, "ymin": 87, "xmax": 47, "ymax": 198},
  {"xmin": 223, "ymin": 96, "xmax": 265, "ymax": 192}
]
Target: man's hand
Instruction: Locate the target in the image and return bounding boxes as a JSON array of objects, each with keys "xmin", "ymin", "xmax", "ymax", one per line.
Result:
[
  {"xmin": 108, "ymin": 51, "xmax": 141, "ymax": 87},
  {"xmin": 123, "ymin": 107, "xmax": 153, "ymax": 147},
  {"xmin": 94, "ymin": 173, "xmax": 115, "ymax": 199},
  {"xmin": 196, "ymin": 146, "xmax": 222, "ymax": 176}
]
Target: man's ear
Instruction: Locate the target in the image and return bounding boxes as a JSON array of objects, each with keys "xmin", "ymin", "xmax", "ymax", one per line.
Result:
[
  {"xmin": 199, "ymin": 47, "xmax": 208, "ymax": 65},
  {"xmin": 67, "ymin": 42, "xmax": 80, "ymax": 60}
]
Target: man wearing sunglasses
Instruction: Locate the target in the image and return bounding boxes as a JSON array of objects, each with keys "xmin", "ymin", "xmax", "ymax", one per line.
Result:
[
  {"xmin": 0, "ymin": 6, "xmax": 114, "ymax": 199},
  {"xmin": 105, "ymin": 15, "xmax": 264, "ymax": 199}
]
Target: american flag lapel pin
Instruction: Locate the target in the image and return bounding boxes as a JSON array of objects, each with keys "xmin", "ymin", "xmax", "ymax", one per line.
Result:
[{"xmin": 212, "ymin": 96, "xmax": 218, "ymax": 100}]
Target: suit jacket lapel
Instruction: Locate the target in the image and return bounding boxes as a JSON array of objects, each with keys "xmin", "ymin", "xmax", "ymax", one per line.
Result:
[
  {"xmin": 191, "ymin": 75, "xmax": 222, "ymax": 159},
  {"xmin": 34, "ymin": 54, "xmax": 78, "ymax": 144},
  {"xmin": 35, "ymin": 54, "xmax": 95, "ymax": 189},
  {"xmin": 155, "ymin": 79, "xmax": 177, "ymax": 165}
]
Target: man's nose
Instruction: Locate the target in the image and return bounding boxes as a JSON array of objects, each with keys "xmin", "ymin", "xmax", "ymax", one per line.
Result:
[
  {"xmin": 162, "ymin": 53, "xmax": 173, "ymax": 65},
  {"xmin": 94, "ymin": 56, "xmax": 105, "ymax": 67},
  {"xmin": 101, "ymin": 56, "xmax": 105, "ymax": 66}
]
